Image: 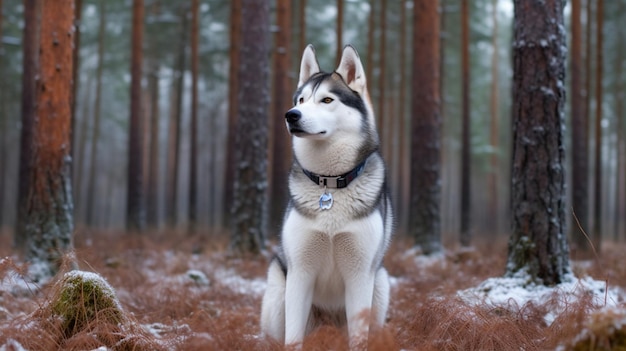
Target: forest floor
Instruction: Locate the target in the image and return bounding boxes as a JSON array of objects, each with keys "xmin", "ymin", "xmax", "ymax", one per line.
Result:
[{"xmin": 1, "ymin": 229, "xmax": 625, "ymax": 350}]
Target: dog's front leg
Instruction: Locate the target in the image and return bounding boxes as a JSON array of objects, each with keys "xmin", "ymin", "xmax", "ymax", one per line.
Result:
[
  {"xmin": 345, "ymin": 273, "xmax": 375, "ymax": 347},
  {"xmin": 284, "ymin": 269, "xmax": 314, "ymax": 346}
]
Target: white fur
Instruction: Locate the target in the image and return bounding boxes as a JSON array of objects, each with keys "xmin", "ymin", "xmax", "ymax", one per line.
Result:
[{"xmin": 260, "ymin": 45, "xmax": 392, "ymax": 348}]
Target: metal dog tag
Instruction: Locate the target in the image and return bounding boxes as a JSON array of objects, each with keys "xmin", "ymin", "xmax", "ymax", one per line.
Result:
[{"xmin": 319, "ymin": 190, "xmax": 333, "ymax": 210}]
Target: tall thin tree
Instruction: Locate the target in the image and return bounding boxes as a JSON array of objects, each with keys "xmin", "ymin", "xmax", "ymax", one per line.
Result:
[
  {"xmin": 22, "ymin": 0, "xmax": 76, "ymax": 281},
  {"xmin": 269, "ymin": 0, "xmax": 292, "ymax": 232},
  {"xmin": 70, "ymin": 0, "xmax": 82, "ymax": 164},
  {"xmin": 410, "ymin": 0, "xmax": 441, "ymax": 255},
  {"xmin": 229, "ymin": 0, "xmax": 270, "ymax": 254},
  {"xmin": 336, "ymin": 0, "xmax": 343, "ymax": 65},
  {"xmin": 188, "ymin": 0, "xmax": 199, "ymax": 234},
  {"xmin": 507, "ymin": 0, "xmax": 570, "ymax": 285},
  {"xmin": 0, "ymin": 0, "xmax": 5, "ymax": 229},
  {"xmin": 615, "ymin": 3, "xmax": 625, "ymax": 240},
  {"xmin": 298, "ymin": 0, "xmax": 306, "ymax": 54},
  {"xmin": 223, "ymin": 0, "xmax": 241, "ymax": 229},
  {"xmin": 592, "ymin": 0, "xmax": 604, "ymax": 251},
  {"xmin": 86, "ymin": 0, "xmax": 105, "ymax": 227},
  {"xmin": 377, "ymin": 0, "xmax": 387, "ymax": 141},
  {"xmin": 166, "ymin": 5, "xmax": 188, "ymax": 229},
  {"xmin": 127, "ymin": 0, "xmax": 145, "ymax": 232},
  {"xmin": 396, "ymin": 0, "xmax": 408, "ymax": 234},
  {"xmin": 460, "ymin": 0, "xmax": 471, "ymax": 247},
  {"xmin": 570, "ymin": 0, "xmax": 590, "ymax": 253},
  {"xmin": 16, "ymin": 0, "xmax": 42, "ymax": 250},
  {"xmin": 488, "ymin": 0, "xmax": 500, "ymax": 236},
  {"xmin": 146, "ymin": 1, "xmax": 161, "ymax": 228}
]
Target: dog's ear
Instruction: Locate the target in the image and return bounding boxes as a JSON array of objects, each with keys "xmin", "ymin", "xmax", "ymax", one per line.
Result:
[
  {"xmin": 298, "ymin": 44, "xmax": 320, "ymax": 87},
  {"xmin": 336, "ymin": 45, "xmax": 366, "ymax": 93}
]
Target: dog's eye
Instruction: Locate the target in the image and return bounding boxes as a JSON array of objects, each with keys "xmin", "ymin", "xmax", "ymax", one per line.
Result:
[
  {"xmin": 298, "ymin": 97, "xmax": 304, "ymax": 104},
  {"xmin": 321, "ymin": 97, "xmax": 334, "ymax": 104}
]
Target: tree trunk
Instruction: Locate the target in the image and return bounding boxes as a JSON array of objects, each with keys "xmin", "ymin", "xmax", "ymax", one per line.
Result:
[
  {"xmin": 229, "ymin": 0, "xmax": 270, "ymax": 254},
  {"xmin": 592, "ymin": 0, "xmax": 603, "ymax": 251},
  {"xmin": 0, "ymin": 0, "xmax": 5, "ymax": 229},
  {"xmin": 166, "ymin": 5, "xmax": 188, "ymax": 229},
  {"xmin": 488, "ymin": 0, "xmax": 500, "ymax": 236},
  {"xmin": 396, "ymin": 0, "xmax": 407, "ymax": 234},
  {"xmin": 507, "ymin": 0, "xmax": 570, "ymax": 286},
  {"xmin": 569, "ymin": 0, "xmax": 590, "ymax": 253},
  {"xmin": 269, "ymin": 0, "xmax": 292, "ymax": 234},
  {"xmin": 146, "ymin": 1, "xmax": 161, "ymax": 229},
  {"xmin": 22, "ymin": 0, "xmax": 76, "ymax": 281},
  {"xmin": 86, "ymin": 0, "xmax": 105, "ymax": 227},
  {"xmin": 223, "ymin": 0, "xmax": 241, "ymax": 229},
  {"xmin": 127, "ymin": 0, "xmax": 145, "ymax": 232},
  {"xmin": 298, "ymin": 0, "xmax": 307, "ymax": 55},
  {"xmin": 188, "ymin": 0, "xmax": 199, "ymax": 234},
  {"xmin": 378, "ymin": 0, "xmax": 387, "ymax": 147},
  {"xmin": 70, "ymin": 0, "xmax": 82, "ymax": 162},
  {"xmin": 366, "ymin": 0, "xmax": 376, "ymax": 83},
  {"xmin": 615, "ymin": 5, "xmax": 625, "ymax": 241},
  {"xmin": 460, "ymin": 0, "xmax": 471, "ymax": 247},
  {"xmin": 16, "ymin": 0, "xmax": 42, "ymax": 250},
  {"xmin": 410, "ymin": 0, "xmax": 441, "ymax": 255},
  {"xmin": 335, "ymin": 0, "xmax": 343, "ymax": 66},
  {"xmin": 74, "ymin": 75, "xmax": 93, "ymax": 225}
]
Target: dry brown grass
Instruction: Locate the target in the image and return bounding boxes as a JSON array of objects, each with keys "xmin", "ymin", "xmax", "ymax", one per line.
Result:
[{"xmin": 0, "ymin": 230, "xmax": 625, "ymax": 350}]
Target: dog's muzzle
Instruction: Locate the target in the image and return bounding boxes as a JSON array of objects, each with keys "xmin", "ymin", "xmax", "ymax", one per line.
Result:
[{"xmin": 285, "ymin": 109, "xmax": 301, "ymax": 124}]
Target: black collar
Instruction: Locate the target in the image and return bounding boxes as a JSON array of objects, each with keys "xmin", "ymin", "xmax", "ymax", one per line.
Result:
[{"xmin": 302, "ymin": 159, "xmax": 368, "ymax": 189}]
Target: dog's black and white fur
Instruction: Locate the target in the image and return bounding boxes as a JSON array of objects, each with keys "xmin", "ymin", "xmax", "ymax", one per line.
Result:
[{"xmin": 261, "ymin": 45, "xmax": 393, "ymax": 347}]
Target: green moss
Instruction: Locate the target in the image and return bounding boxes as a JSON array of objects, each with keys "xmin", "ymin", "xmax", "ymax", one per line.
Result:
[{"xmin": 49, "ymin": 271, "xmax": 124, "ymax": 337}]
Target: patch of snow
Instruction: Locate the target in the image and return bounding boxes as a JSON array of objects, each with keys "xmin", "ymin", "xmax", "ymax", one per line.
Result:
[
  {"xmin": 0, "ymin": 339, "xmax": 28, "ymax": 351},
  {"xmin": 459, "ymin": 269, "xmax": 624, "ymax": 325},
  {"xmin": 0, "ymin": 259, "xmax": 41, "ymax": 296},
  {"xmin": 212, "ymin": 267, "xmax": 266, "ymax": 296}
]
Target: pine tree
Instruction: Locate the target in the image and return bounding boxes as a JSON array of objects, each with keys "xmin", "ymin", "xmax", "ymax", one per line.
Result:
[{"xmin": 507, "ymin": 0, "xmax": 570, "ymax": 285}]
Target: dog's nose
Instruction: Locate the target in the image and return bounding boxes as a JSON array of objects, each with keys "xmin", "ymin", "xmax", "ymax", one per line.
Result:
[{"xmin": 285, "ymin": 109, "xmax": 301, "ymax": 124}]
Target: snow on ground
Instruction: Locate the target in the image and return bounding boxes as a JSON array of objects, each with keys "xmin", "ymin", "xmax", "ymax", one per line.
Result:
[{"xmin": 459, "ymin": 266, "xmax": 625, "ymax": 324}]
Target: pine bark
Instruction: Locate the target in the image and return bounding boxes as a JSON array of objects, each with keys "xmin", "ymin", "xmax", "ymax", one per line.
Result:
[
  {"xmin": 229, "ymin": 0, "xmax": 270, "ymax": 254},
  {"xmin": 23, "ymin": 0, "xmax": 76, "ymax": 281},
  {"xmin": 410, "ymin": 0, "xmax": 441, "ymax": 255},
  {"xmin": 507, "ymin": 0, "xmax": 570, "ymax": 285},
  {"xmin": 569, "ymin": 0, "xmax": 590, "ymax": 253},
  {"xmin": 127, "ymin": 0, "xmax": 145, "ymax": 232}
]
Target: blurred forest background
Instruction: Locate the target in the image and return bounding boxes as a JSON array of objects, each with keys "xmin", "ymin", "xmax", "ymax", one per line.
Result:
[{"xmin": 0, "ymin": 0, "xmax": 624, "ymax": 248}]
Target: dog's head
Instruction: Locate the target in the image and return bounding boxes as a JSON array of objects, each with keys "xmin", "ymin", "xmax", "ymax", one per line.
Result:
[{"xmin": 285, "ymin": 45, "xmax": 376, "ymax": 142}]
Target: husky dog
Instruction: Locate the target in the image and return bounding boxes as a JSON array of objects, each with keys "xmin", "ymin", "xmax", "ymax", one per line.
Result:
[{"xmin": 260, "ymin": 45, "xmax": 393, "ymax": 347}]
